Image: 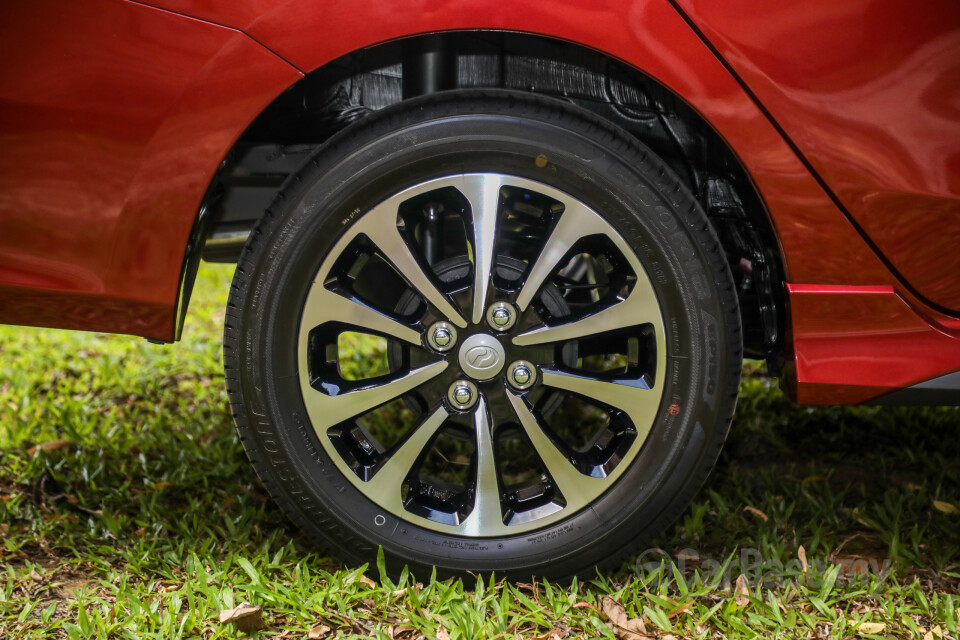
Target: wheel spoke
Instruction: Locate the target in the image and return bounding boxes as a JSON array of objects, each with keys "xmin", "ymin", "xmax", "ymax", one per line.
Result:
[
  {"xmin": 506, "ymin": 392, "xmax": 603, "ymax": 508},
  {"xmin": 514, "ymin": 200, "xmax": 608, "ymax": 312},
  {"xmin": 365, "ymin": 406, "xmax": 449, "ymax": 509},
  {"xmin": 457, "ymin": 174, "xmax": 504, "ymax": 324},
  {"xmin": 302, "ymin": 361, "xmax": 447, "ymax": 427},
  {"xmin": 459, "ymin": 397, "xmax": 505, "ymax": 535},
  {"xmin": 512, "ymin": 283, "xmax": 659, "ymax": 346},
  {"xmin": 540, "ymin": 368, "xmax": 660, "ymax": 439},
  {"xmin": 356, "ymin": 202, "xmax": 467, "ymax": 327},
  {"xmin": 301, "ymin": 287, "xmax": 422, "ymax": 346},
  {"xmin": 512, "ymin": 195, "xmax": 661, "ymax": 347}
]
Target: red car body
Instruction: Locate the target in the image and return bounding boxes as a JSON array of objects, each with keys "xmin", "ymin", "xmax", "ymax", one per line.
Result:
[{"xmin": 1, "ymin": 0, "xmax": 958, "ymax": 405}]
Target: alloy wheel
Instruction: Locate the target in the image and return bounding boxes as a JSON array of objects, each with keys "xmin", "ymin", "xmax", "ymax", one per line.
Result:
[{"xmin": 296, "ymin": 173, "xmax": 666, "ymax": 537}]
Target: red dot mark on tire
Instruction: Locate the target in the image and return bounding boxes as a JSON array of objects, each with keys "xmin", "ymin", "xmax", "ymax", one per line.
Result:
[{"xmin": 668, "ymin": 403, "xmax": 680, "ymax": 416}]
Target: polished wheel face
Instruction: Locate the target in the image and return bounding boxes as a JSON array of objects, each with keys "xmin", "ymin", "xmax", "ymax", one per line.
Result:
[{"xmin": 296, "ymin": 174, "xmax": 666, "ymax": 536}]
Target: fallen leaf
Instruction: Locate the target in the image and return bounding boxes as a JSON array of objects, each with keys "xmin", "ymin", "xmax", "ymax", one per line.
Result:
[
  {"xmin": 388, "ymin": 625, "xmax": 419, "ymax": 639},
  {"xmin": 854, "ymin": 621, "xmax": 885, "ymax": 634},
  {"xmin": 26, "ymin": 439, "xmax": 73, "ymax": 456},
  {"xmin": 218, "ymin": 603, "xmax": 264, "ymax": 633},
  {"xmin": 834, "ymin": 556, "xmax": 874, "ymax": 577},
  {"xmin": 436, "ymin": 624, "xmax": 450, "ymax": 640},
  {"xmin": 55, "ymin": 580, "xmax": 87, "ymax": 600},
  {"xmin": 933, "ymin": 500, "xmax": 959, "ymax": 514},
  {"xmin": 358, "ymin": 574, "xmax": 377, "ymax": 588},
  {"xmin": 734, "ymin": 574, "xmax": 750, "ymax": 606},
  {"xmin": 220, "ymin": 497, "xmax": 236, "ymax": 513},
  {"xmin": 798, "ymin": 546, "xmax": 809, "ymax": 573},
  {"xmin": 307, "ymin": 622, "xmax": 331, "ymax": 639},
  {"xmin": 802, "ymin": 475, "xmax": 824, "ymax": 484},
  {"xmin": 601, "ymin": 596, "xmax": 651, "ymax": 640},
  {"xmin": 743, "ymin": 506, "xmax": 769, "ymax": 522}
]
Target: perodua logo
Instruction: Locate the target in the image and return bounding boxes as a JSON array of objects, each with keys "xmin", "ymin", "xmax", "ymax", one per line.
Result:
[
  {"xmin": 466, "ymin": 346, "xmax": 498, "ymax": 369},
  {"xmin": 458, "ymin": 334, "xmax": 506, "ymax": 381}
]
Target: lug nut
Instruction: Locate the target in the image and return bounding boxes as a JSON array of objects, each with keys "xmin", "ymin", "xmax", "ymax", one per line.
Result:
[
  {"xmin": 511, "ymin": 365, "xmax": 531, "ymax": 385},
  {"xmin": 507, "ymin": 360, "xmax": 537, "ymax": 390},
  {"xmin": 426, "ymin": 321, "xmax": 457, "ymax": 352},
  {"xmin": 447, "ymin": 380, "xmax": 478, "ymax": 410},
  {"xmin": 485, "ymin": 301, "xmax": 517, "ymax": 331},
  {"xmin": 453, "ymin": 385, "xmax": 472, "ymax": 404},
  {"xmin": 433, "ymin": 328, "xmax": 452, "ymax": 347}
]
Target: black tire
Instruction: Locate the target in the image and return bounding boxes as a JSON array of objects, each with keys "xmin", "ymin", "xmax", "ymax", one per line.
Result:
[{"xmin": 223, "ymin": 89, "xmax": 741, "ymax": 580}]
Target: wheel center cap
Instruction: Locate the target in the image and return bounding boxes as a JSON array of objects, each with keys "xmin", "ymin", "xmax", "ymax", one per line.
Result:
[{"xmin": 458, "ymin": 333, "xmax": 505, "ymax": 380}]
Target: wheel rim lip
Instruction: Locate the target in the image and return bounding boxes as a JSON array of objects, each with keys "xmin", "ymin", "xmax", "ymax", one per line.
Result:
[{"xmin": 296, "ymin": 172, "xmax": 667, "ymax": 537}]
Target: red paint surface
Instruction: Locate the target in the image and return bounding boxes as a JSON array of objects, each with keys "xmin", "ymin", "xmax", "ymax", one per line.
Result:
[
  {"xmin": 0, "ymin": 0, "xmax": 301, "ymax": 339},
  {"xmin": 1, "ymin": 0, "xmax": 959, "ymax": 401},
  {"xmin": 676, "ymin": 0, "xmax": 960, "ymax": 312},
  {"xmin": 784, "ymin": 284, "xmax": 960, "ymax": 404},
  {"xmin": 140, "ymin": 0, "xmax": 899, "ymax": 290}
]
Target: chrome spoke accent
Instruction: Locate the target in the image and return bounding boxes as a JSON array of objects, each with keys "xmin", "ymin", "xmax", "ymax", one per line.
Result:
[
  {"xmin": 540, "ymin": 368, "xmax": 660, "ymax": 442},
  {"xmin": 301, "ymin": 361, "xmax": 447, "ymax": 427},
  {"xmin": 301, "ymin": 287, "xmax": 421, "ymax": 346},
  {"xmin": 512, "ymin": 283, "xmax": 660, "ymax": 346},
  {"xmin": 457, "ymin": 174, "xmax": 504, "ymax": 324},
  {"xmin": 365, "ymin": 406, "xmax": 449, "ymax": 510},
  {"xmin": 459, "ymin": 397, "xmax": 504, "ymax": 535},
  {"xmin": 506, "ymin": 392, "xmax": 604, "ymax": 507},
  {"xmin": 356, "ymin": 205, "xmax": 467, "ymax": 327}
]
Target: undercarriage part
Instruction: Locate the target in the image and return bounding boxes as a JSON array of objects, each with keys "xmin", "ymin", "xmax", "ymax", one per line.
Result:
[{"xmin": 200, "ymin": 32, "xmax": 783, "ymax": 363}]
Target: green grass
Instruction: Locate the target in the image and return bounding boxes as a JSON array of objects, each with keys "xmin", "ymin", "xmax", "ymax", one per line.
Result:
[{"xmin": 0, "ymin": 263, "xmax": 958, "ymax": 639}]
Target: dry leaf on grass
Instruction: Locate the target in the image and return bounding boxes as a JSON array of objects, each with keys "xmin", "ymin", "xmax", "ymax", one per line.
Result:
[
  {"xmin": 26, "ymin": 439, "xmax": 73, "ymax": 456},
  {"xmin": 852, "ymin": 621, "xmax": 886, "ymax": 634},
  {"xmin": 307, "ymin": 622, "xmax": 332, "ymax": 638},
  {"xmin": 358, "ymin": 574, "xmax": 377, "ymax": 588},
  {"xmin": 667, "ymin": 601, "xmax": 692, "ymax": 619},
  {"xmin": 734, "ymin": 574, "xmax": 750, "ymax": 606},
  {"xmin": 601, "ymin": 596, "xmax": 652, "ymax": 640},
  {"xmin": 387, "ymin": 625, "xmax": 420, "ymax": 639},
  {"xmin": 933, "ymin": 500, "xmax": 959, "ymax": 514},
  {"xmin": 798, "ymin": 545, "xmax": 809, "ymax": 573},
  {"xmin": 743, "ymin": 506, "xmax": 769, "ymax": 521},
  {"xmin": 436, "ymin": 624, "xmax": 450, "ymax": 640},
  {"xmin": 218, "ymin": 603, "xmax": 264, "ymax": 633}
]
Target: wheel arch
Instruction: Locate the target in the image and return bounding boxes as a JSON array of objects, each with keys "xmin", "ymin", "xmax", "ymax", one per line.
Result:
[{"xmin": 180, "ymin": 30, "xmax": 787, "ymax": 364}]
